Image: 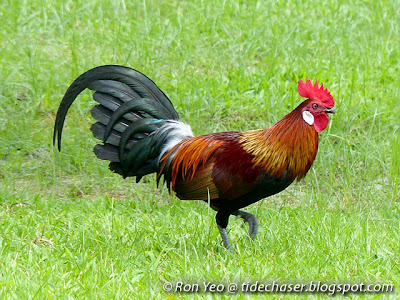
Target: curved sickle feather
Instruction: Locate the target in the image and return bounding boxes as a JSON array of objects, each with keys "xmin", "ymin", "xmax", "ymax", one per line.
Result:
[
  {"xmin": 118, "ymin": 119, "xmax": 163, "ymax": 162},
  {"xmin": 53, "ymin": 65, "xmax": 178, "ymax": 151},
  {"xmin": 104, "ymin": 98, "xmax": 171, "ymax": 141},
  {"xmin": 122, "ymin": 138, "xmax": 153, "ymax": 176}
]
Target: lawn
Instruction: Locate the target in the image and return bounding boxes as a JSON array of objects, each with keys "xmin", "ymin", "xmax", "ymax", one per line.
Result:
[{"xmin": 0, "ymin": 0, "xmax": 399, "ymax": 298}]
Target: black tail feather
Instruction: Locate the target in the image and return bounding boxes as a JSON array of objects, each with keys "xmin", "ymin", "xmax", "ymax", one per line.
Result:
[
  {"xmin": 53, "ymin": 65, "xmax": 178, "ymax": 151},
  {"xmin": 53, "ymin": 65, "xmax": 191, "ymax": 182},
  {"xmin": 103, "ymin": 99, "xmax": 170, "ymax": 141},
  {"xmin": 94, "ymin": 144, "xmax": 119, "ymax": 162},
  {"xmin": 88, "ymin": 80, "xmax": 142, "ymax": 101},
  {"xmin": 90, "ymin": 123, "xmax": 137, "ymax": 149},
  {"xmin": 90, "ymin": 106, "xmax": 130, "ymax": 132}
]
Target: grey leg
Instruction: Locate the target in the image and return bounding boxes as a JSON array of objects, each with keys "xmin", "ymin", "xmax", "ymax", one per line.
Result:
[
  {"xmin": 217, "ymin": 225, "xmax": 232, "ymax": 251},
  {"xmin": 216, "ymin": 210, "xmax": 233, "ymax": 252}
]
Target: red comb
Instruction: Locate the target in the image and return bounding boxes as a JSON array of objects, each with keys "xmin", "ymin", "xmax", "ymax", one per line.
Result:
[{"xmin": 298, "ymin": 78, "xmax": 334, "ymax": 108}]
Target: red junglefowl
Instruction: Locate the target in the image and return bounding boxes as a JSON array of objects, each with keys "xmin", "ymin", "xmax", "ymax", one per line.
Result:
[{"xmin": 53, "ymin": 65, "xmax": 336, "ymax": 250}]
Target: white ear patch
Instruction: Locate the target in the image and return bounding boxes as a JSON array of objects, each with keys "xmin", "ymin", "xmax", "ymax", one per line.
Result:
[{"xmin": 302, "ymin": 110, "xmax": 314, "ymax": 125}]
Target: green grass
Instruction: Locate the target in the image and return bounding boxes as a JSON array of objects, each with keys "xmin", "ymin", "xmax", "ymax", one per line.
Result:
[{"xmin": 1, "ymin": 0, "xmax": 400, "ymax": 298}]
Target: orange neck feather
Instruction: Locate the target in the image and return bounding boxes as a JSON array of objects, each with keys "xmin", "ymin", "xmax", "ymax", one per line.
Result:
[{"xmin": 240, "ymin": 106, "xmax": 319, "ymax": 180}]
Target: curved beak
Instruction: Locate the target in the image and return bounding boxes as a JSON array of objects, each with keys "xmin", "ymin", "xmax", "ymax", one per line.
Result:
[{"xmin": 325, "ymin": 108, "xmax": 336, "ymax": 114}]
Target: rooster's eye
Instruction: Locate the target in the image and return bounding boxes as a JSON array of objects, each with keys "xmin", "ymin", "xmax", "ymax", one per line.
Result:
[{"xmin": 312, "ymin": 103, "xmax": 318, "ymax": 109}]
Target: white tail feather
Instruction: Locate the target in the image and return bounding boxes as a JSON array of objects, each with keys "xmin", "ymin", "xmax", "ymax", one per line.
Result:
[{"xmin": 158, "ymin": 120, "xmax": 194, "ymax": 159}]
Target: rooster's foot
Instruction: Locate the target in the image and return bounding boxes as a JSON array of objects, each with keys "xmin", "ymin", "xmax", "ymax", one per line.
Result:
[{"xmin": 233, "ymin": 210, "xmax": 259, "ymax": 240}]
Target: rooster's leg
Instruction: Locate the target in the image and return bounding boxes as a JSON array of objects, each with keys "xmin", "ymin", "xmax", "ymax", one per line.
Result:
[
  {"xmin": 216, "ymin": 210, "xmax": 232, "ymax": 251},
  {"xmin": 217, "ymin": 226, "xmax": 232, "ymax": 251},
  {"xmin": 233, "ymin": 210, "xmax": 259, "ymax": 240}
]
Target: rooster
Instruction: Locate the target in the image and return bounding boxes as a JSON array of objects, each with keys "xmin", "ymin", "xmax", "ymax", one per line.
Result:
[{"xmin": 53, "ymin": 65, "xmax": 336, "ymax": 250}]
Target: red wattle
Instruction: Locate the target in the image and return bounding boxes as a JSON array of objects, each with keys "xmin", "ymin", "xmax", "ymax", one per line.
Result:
[{"xmin": 313, "ymin": 113, "xmax": 329, "ymax": 133}]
